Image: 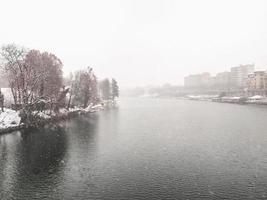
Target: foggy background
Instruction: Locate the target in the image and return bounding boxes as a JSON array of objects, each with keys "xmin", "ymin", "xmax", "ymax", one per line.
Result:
[{"xmin": 1, "ymin": 0, "xmax": 267, "ymax": 88}]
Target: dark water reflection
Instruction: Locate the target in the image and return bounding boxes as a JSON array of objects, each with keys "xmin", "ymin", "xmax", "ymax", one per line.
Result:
[
  {"xmin": 0, "ymin": 125, "xmax": 68, "ymax": 199},
  {"xmin": 1, "ymin": 98, "xmax": 267, "ymax": 199}
]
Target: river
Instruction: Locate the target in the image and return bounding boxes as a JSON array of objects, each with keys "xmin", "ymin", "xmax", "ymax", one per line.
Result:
[{"xmin": 1, "ymin": 98, "xmax": 267, "ymax": 200}]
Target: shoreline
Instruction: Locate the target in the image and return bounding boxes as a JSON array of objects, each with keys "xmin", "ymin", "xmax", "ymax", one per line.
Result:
[
  {"xmin": 0, "ymin": 101, "xmax": 116, "ymax": 135},
  {"xmin": 182, "ymin": 95, "xmax": 267, "ymax": 105}
]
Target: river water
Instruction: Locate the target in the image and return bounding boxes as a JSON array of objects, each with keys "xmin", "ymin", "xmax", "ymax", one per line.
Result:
[{"xmin": 1, "ymin": 98, "xmax": 267, "ymax": 200}]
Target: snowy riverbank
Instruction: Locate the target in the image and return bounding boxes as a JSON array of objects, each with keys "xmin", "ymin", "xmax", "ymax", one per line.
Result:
[
  {"xmin": 0, "ymin": 101, "xmax": 115, "ymax": 134},
  {"xmin": 185, "ymin": 95, "xmax": 267, "ymax": 105},
  {"xmin": 0, "ymin": 109, "xmax": 21, "ymax": 129}
]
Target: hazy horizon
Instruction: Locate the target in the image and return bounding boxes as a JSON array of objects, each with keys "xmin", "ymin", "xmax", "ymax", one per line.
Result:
[{"xmin": 1, "ymin": 0, "xmax": 267, "ymax": 88}]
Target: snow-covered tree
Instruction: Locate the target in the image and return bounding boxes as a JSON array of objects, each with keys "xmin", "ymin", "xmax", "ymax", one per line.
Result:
[
  {"xmin": 99, "ymin": 79, "xmax": 111, "ymax": 100},
  {"xmin": 40, "ymin": 52, "xmax": 63, "ymax": 101},
  {"xmin": 72, "ymin": 67, "xmax": 98, "ymax": 108},
  {"xmin": 0, "ymin": 44, "xmax": 28, "ymax": 107},
  {"xmin": 111, "ymin": 78, "xmax": 119, "ymax": 100},
  {"xmin": 0, "ymin": 45, "xmax": 63, "ymax": 109}
]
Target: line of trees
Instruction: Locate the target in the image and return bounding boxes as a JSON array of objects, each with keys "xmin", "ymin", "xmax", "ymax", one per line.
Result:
[
  {"xmin": 0, "ymin": 45, "xmax": 63, "ymax": 108},
  {"xmin": 66, "ymin": 67, "xmax": 98, "ymax": 109},
  {"xmin": 0, "ymin": 44, "xmax": 119, "ymax": 125},
  {"xmin": 99, "ymin": 78, "xmax": 119, "ymax": 101}
]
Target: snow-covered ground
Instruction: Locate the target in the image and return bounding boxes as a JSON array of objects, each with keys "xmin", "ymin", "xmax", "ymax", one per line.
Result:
[
  {"xmin": 0, "ymin": 103, "xmax": 105, "ymax": 131},
  {"xmin": 0, "ymin": 109, "xmax": 21, "ymax": 129}
]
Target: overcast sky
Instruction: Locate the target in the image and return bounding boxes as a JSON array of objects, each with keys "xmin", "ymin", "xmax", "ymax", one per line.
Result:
[{"xmin": 1, "ymin": 0, "xmax": 267, "ymax": 88}]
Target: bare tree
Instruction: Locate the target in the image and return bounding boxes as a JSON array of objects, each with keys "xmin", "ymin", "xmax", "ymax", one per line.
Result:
[
  {"xmin": 0, "ymin": 44, "xmax": 28, "ymax": 107},
  {"xmin": 111, "ymin": 78, "xmax": 119, "ymax": 100},
  {"xmin": 0, "ymin": 44, "xmax": 64, "ymax": 126},
  {"xmin": 99, "ymin": 79, "xmax": 111, "ymax": 100},
  {"xmin": 25, "ymin": 50, "xmax": 63, "ymax": 112},
  {"xmin": 72, "ymin": 67, "xmax": 98, "ymax": 108},
  {"xmin": 40, "ymin": 52, "xmax": 63, "ymax": 101}
]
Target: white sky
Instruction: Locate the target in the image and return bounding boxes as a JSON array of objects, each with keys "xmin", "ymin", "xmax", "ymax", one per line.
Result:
[{"xmin": 1, "ymin": 0, "xmax": 267, "ymax": 88}]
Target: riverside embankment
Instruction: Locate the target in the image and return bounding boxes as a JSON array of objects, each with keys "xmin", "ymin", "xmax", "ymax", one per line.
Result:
[
  {"xmin": 185, "ymin": 95, "xmax": 267, "ymax": 105},
  {"xmin": 0, "ymin": 102, "xmax": 115, "ymax": 135}
]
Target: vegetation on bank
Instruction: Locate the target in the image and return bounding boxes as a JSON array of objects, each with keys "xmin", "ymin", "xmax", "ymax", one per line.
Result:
[{"xmin": 0, "ymin": 44, "xmax": 119, "ymax": 129}]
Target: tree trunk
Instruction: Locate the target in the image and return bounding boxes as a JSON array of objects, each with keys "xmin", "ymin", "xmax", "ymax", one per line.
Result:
[{"xmin": 67, "ymin": 93, "xmax": 72, "ymax": 110}]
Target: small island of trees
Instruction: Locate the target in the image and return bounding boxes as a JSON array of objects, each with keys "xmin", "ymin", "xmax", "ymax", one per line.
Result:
[{"xmin": 0, "ymin": 44, "xmax": 119, "ymax": 131}]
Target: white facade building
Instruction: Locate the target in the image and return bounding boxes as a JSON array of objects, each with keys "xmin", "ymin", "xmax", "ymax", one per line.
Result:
[{"xmin": 230, "ymin": 64, "xmax": 255, "ymax": 88}]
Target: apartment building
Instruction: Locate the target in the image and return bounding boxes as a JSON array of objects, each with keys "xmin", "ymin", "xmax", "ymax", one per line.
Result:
[
  {"xmin": 184, "ymin": 73, "xmax": 211, "ymax": 88},
  {"xmin": 215, "ymin": 72, "xmax": 231, "ymax": 89},
  {"xmin": 247, "ymin": 71, "xmax": 266, "ymax": 90},
  {"xmin": 230, "ymin": 64, "xmax": 255, "ymax": 88}
]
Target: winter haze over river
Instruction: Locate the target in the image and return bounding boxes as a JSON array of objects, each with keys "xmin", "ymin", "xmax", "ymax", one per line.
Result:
[
  {"xmin": 1, "ymin": 1, "xmax": 267, "ymax": 200},
  {"xmin": 1, "ymin": 0, "xmax": 267, "ymax": 87}
]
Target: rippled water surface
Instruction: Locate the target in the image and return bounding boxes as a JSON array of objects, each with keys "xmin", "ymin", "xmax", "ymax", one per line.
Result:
[{"xmin": 1, "ymin": 98, "xmax": 267, "ymax": 199}]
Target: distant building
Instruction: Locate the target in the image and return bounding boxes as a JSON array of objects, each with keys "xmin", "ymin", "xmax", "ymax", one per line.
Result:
[
  {"xmin": 230, "ymin": 64, "xmax": 255, "ymax": 88},
  {"xmin": 208, "ymin": 76, "xmax": 216, "ymax": 88},
  {"xmin": 247, "ymin": 71, "xmax": 265, "ymax": 90},
  {"xmin": 184, "ymin": 73, "xmax": 211, "ymax": 88},
  {"xmin": 214, "ymin": 71, "xmax": 231, "ymax": 90},
  {"xmin": 184, "ymin": 64, "xmax": 255, "ymax": 91}
]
